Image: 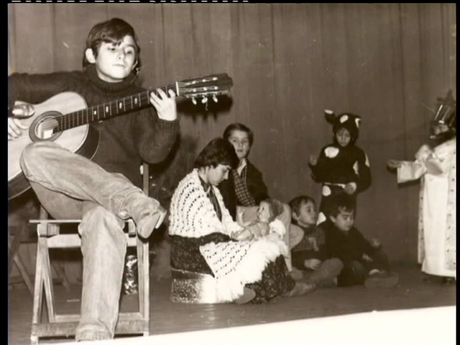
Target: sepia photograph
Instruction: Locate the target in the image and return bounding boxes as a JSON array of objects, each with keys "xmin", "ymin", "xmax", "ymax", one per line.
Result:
[{"xmin": 8, "ymin": 3, "xmax": 455, "ymax": 344}]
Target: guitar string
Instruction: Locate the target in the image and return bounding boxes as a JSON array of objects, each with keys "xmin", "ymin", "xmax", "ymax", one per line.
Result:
[
  {"xmin": 56, "ymin": 84, "xmax": 176, "ymax": 131},
  {"xmin": 54, "ymin": 78, "xmax": 229, "ymax": 131}
]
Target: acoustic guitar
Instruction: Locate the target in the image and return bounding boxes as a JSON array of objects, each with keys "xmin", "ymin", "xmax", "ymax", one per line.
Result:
[{"xmin": 8, "ymin": 73, "xmax": 233, "ymax": 200}]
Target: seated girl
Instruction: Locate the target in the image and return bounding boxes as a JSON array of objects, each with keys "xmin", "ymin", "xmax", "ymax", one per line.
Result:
[{"xmin": 168, "ymin": 138, "xmax": 316, "ymax": 304}]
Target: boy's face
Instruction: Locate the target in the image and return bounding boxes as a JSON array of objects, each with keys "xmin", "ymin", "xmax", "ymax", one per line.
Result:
[
  {"xmin": 206, "ymin": 164, "xmax": 231, "ymax": 186},
  {"xmin": 330, "ymin": 209, "xmax": 354, "ymax": 232},
  {"xmin": 293, "ymin": 200, "xmax": 317, "ymax": 227},
  {"xmin": 335, "ymin": 128, "xmax": 351, "ymax": 147},
  {"xmin": 88, "ymin": 35, "xmax": 137, "ymax": 83},
  {"xmin": 257, "ymin": 201, "xmax": 272, "ymax": 223},
  {"xmin": 228, "ymin": 130, "xmax": 251, "ymax": 160}
]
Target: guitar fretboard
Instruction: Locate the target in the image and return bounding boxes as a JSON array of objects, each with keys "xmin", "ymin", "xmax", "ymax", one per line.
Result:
[{"xmin": 56, "ymin": 84, "xmax": 177, "ymax": 132}]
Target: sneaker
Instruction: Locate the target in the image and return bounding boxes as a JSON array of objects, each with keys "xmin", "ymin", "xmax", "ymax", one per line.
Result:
[
  {"xmin": 364, "ymin": 271, "xmax": 399, "ymax": 288},
  {"xmin": 234, "ymin": 287, "xmax": 256, "ymax": 304},
  {"xmin": 281, "ymin": 282, "xmax": 316, "ymax": 297}
]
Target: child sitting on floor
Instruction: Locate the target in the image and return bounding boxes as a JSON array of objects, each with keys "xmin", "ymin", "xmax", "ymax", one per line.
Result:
[
  {"xmin": 232, "ymin": 199, "xmax": 288, "ymax": 255},
  {"xmin": 321, "ymin": 194, "xmax": 399, "ymax": 288},
  {"xmin": 288, "ymin": 195, "xmax": 343, "ymax": 287}
]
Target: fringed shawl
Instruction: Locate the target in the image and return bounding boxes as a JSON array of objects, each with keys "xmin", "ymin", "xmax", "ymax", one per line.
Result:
[{"xmin": 169, "ymin": 169, "xmax": 286, "ymax": 302}]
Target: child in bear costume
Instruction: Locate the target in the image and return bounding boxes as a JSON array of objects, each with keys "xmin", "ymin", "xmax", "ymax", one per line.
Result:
[{"xmin": 309, "ymin": 110, "xmax": 372, "ymax": 224}]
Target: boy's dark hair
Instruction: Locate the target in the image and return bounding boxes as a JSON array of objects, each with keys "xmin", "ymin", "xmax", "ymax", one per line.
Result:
[
  {"xmin": 261, "ymin": 199, "xmax": 284, "ymax": 222},
  {"xmin": 328, "ymin": 194, "xmax": 356, "ymax": 218},
  {"xmin": 288, "ymin": 195, "xmax": 316, "ymax": 219},
  {"xmin": 194, "ymin": 137, "xmax": 239, "ymax": 169},
  {"xmin": 223, "ymin": 123, "xmax": 254, "ymax": 147},
  {"xmin": 83, "ymin": 18, "xmax": 141, "ymax": 73}
]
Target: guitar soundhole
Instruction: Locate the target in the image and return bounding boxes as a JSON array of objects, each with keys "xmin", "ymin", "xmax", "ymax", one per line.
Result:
[{"xmin": 29, "ymin": 111, "xmax": 63, "ymax": 142}]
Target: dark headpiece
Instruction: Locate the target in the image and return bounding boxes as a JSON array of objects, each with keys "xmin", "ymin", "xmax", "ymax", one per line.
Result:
[
  {"xmin": 325, "ymin": 109, "xmax": 362, "ymax": 144},
  {"xmin": 430, "ymin": 90, "xmax": 456, "ymax": 139}
]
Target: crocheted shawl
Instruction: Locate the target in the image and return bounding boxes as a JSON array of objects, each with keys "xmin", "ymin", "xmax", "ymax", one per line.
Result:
[{"xmin": 169, "ymin": 169, "xmax": 286, "ymax": 302}]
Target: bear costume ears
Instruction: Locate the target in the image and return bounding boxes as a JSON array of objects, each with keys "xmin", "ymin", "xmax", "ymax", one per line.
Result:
[{"xmin": 324, "ymin": 109, "xmax": 362, "ymax": 141}]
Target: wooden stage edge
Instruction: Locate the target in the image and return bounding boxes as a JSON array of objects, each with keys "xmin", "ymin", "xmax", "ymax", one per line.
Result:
[{"xmin": 49, "ymin": 306, "xmax": 455, "ymax": 345}]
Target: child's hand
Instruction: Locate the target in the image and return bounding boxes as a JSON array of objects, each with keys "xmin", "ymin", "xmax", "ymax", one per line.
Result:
[
  {"xmin": 370, "ymin": 238, "xmax": 381, "ymax": 248},
  {"xmin": 362, "ymin": 254, "xmax": 373, "ymax": 262},
  {"xmin": 232, "ymin": 229, "xmax": 253, "ymax": 241},
  {"xmin": 415, "ymin": 145, "xmax": 433, "ymax": 161},
  {"xmin": 149, "ymin": 88, "xmax": 177, "ymax": 121},
  {"xmin": 236, "ymin": 209, "xmax": 245, "ymax": 225},
  {"xmin": 304, "ymin": 258, "xmax": 321, "ymax": 270},
  {"xmin": 387, "ymin": 160, "xmax": 402, "ymax": 170},
  {"xmin": 344, "ymin": 182, "xmax": 357, "ymax": 195},
  {"xmin": 307, "ymin": 237, "xmax": 319, "ymax": 252},
  {"xmin": 8, "ymin": 103, "xmax": 34, "ymax": 140},
  {"xmin": 309, "ymin": 155, "xmax": 318, "ymax": 166}
]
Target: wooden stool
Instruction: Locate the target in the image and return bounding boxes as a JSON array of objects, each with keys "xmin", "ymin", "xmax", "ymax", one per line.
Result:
[
  {"xmin": 29, "ymin": 218, "xmax": 150, "ymax": 344},
  {"xmin": 170, "ymin": 268, "xmax": 222, "ymax": 304}
]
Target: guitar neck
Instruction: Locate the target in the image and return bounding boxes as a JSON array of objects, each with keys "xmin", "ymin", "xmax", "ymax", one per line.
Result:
[{"xmin": 56, "ymin": 84, "xmax": 177, "ymax": 132}]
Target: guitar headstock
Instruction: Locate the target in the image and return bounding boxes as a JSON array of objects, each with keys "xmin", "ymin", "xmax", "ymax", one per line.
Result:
[{"xmin": 177, "ymin": 73, "xmax": 233, "ymax": 104}]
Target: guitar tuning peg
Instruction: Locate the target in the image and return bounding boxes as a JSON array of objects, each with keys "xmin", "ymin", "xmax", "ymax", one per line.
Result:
[
  {"xmin": 212, "ymin": 95, "xmax": 218, "ymax": 103},
  {"xmin": 201, "ymin": 97, "xmax": 208, "ymax": 104},
  {"xmin": 192, "ymin": 98, "xmax": 197, "ymax": 105}
]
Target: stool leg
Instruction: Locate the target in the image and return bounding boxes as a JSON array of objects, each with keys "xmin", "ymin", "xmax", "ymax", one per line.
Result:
[
  {"xmin": 40, "ymin": 237, "xmax": 56, "ymax": 323},
  {"xmin": 32, "ymin": 240, "xmax": 45, "ymax": 325},
  {"xmin": 136, "ymin": 237, "xmax": 150, "ymax": 336},
  {"xmin": 31, "ymin": 238, "xmax": 45, "ymax": 345}
]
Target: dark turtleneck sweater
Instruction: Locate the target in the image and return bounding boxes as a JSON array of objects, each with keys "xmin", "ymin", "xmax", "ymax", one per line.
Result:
[{"xmin": 8, "ymin": 65, "xmax": 179, "ymax": 187}]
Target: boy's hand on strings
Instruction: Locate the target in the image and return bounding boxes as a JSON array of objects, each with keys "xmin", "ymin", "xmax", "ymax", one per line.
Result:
[
  {"xmin": 344, "ymin": 182, "xmax": 357, "ymax": 195},
  {"xmin": 149, "ymin": 88, "xmax": 177, "ymax": 121},
  {"xmin": 309, "ymin": 154, "xmax": 317, "ymax": 166}
]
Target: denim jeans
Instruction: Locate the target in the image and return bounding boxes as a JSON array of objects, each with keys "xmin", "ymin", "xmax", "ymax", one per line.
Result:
[{"xmin": 20, "ymin": 141, "xmax": 144, "ymax": 340}]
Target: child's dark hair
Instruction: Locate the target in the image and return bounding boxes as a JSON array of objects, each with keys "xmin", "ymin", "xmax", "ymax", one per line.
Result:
[
  {"xmin": 194, "ymin": 137, "xmax": 239, "ymax": 169},
  {"xmin": 328, "ymin": 194, "xmax": 356, "ymax": 218},
  {"xmin": 83, "ymin": 18, "xmax": 141, "ymax": 73},
  {"xmin": 288, "ymin": 195, "xmax": 316, "ymax": 218},
  {"xmin": 261, "ymin": 199, "xmax": 284, "ymax": 222},
  {"xmin": 223, "ymin": 123, "xmax": 254, "ymax": 147}
]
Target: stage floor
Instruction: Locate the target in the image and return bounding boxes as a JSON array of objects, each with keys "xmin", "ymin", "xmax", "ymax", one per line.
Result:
[{"xmin": 8, "ymin": 263, "xmax": 456, "ymax": 344}]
